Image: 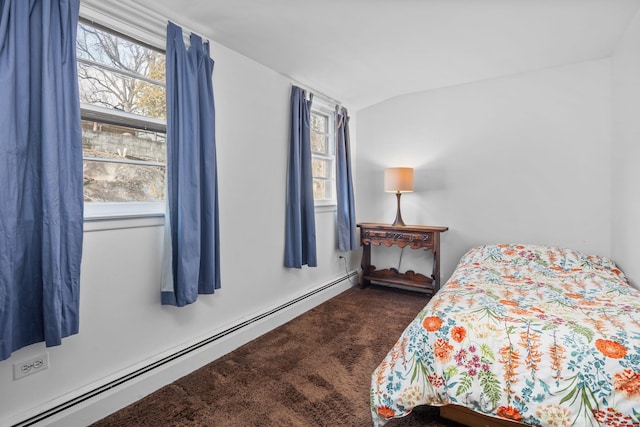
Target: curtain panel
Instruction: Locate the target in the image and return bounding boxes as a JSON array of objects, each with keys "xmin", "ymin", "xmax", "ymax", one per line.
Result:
[
  {"xmin": 161, "ymin": 21, "xmax": 220, "ymax": 306},
  {"xmin": 0, "ymin": 0, "xmax": 84, "ymax": 360},
  {"xmin": 284, "ymin": 86, "xmax": 317, "ymax": 268},
  {"xmin": 335, "ymin": 107, "xmax": 357, "ymax": 251}
]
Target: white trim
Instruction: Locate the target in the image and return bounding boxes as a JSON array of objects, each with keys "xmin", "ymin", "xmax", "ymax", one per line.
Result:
[
  {"xmin": 311, "ymin": 103, "xmax": 337, "ymax": 208},
  {"xmin": 311, "ymin": 96, "xmax": 337, "ymax": 114},
  {"xmin": 83, "ymin": 215, "xmax": 165, "ymax": 233},
  {"xmin": 291, "ymin": 80, "xmax": 342, "ymax": 108},
  {"xmin": 79, "ymin": 0, "xmax": 212, "ymax": 51},
  {"xmin": 77, "ymin": 57, "xmax": 165, "ymax": 87},
  {"xmin": 84, "ymin": 156, "xmax": 165, "ymax": 168},
  {"xmin": 315, "ymin": 203, "xmax": 337, "ymax": 213},
  {"xmin": 81, "ymin": 103, "xmax": 166, "ymax": 132},
  {"xmin": 79, "ymin": 1, "xmax": 167, "ymax": 50},
  {"xmin": 78, "ymin": 18, "xmax": 168, "ymax": 215},
  {"xmin": 84, "ymin": 202, "xmax": 165, "ymax": 227}
]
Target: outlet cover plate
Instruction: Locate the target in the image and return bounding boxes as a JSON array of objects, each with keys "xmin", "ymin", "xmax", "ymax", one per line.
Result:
[{"xmin": 13, "ymin": 353, "xmax": 49, "ymax": 380}]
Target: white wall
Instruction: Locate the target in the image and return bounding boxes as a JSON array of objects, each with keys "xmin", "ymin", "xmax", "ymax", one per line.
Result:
[
  {"xmin": 356, "ymin": 59, "xmax": 613, "ymax": 282},
  {"xmin": 0, "ymin": 11, "xmax": 356, "ymax": 427},
  {"xmin": 612, "ymin": 9, "xmax": 640, "ymax": 288}
]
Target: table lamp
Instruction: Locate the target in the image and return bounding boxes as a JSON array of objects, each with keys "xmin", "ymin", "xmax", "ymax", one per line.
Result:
[{"xmin": 384, "ymin": 167, "xmax": 414, "ymax": 226}]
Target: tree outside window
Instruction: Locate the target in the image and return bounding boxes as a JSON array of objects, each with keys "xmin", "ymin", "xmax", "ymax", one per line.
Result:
[{"xmin": 77, "ymin": 22, "xmax": 167, "ymax": 204}]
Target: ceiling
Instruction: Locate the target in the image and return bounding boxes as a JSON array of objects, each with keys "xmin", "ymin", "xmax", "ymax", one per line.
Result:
[{"xmin": 135, "ymin": 0, "xmax": 640, "ymax": 110}]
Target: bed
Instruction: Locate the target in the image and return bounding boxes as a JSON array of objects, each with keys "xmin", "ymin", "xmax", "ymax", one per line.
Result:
[{"xmin": 371, "ymin": 244, "xmax": 640, "ymax": 427}]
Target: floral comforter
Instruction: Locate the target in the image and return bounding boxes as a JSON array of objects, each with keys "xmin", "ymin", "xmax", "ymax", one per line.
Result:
[{"xmin": 371, "ymin": 244, "xmax": 640, "ymax": 426}]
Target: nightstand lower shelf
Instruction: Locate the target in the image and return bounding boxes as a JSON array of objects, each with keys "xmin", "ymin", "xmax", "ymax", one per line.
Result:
[{"xmin": 363, "ymin": 267, "xmax": 433, "ymax": 291}]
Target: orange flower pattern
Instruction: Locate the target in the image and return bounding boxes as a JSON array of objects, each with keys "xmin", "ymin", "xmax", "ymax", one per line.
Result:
[
  {"xmin": 497, "ymin": 405, "xmax": 523, "ymax": 421},
  {"xmin": 565, "ymin": 293, "xmax": 583, "ymax": 299},
  {"xmin": 370, "ymin": 244, "xmax": 640, "ymax": 427},
  {"xmin": 433, "ymin": 338, "xmax": 454, "ymax": 363},
  {"xmin": 595, "ymin": 339, "xmax": 627, "ymax": 359},
  {"xmin": 499, "ymin": 299, "xmax": 519, "ymax": 306},
  {"xmin": 450, "ymin": 326, "xmax": 466, "ymax": 343},
  {"xmin": 592, "ymin": 408, "xmax": 640, "ymax": 427},
  {"xmin": 614, "ymin": 369, "xmax": 640, "ymax": 400},
  {"xmin": 422, "ymin": 316, "xmax": 443, "ymax": 332},
  {"xmin": 377, "ymin": 406, "xmax": 395, "ymax": 419},
  {"xmin": 549, "ymin": 331, "xmax": 566, "ymax": 384},
  {"xmin": 499, "ymin": 344, "xmax": 520, "ymax": 399}
]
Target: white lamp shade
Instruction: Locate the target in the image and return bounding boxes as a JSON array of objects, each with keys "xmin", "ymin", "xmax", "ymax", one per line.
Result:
[{"xmin": 384, "ymin": 167, "xmax": 414, "ymax": 193}]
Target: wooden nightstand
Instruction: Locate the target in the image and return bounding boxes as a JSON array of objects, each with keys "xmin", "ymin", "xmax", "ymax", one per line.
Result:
[{"xmin": 357, "ymin": 223, "xmax": 448, "ymax": 295}]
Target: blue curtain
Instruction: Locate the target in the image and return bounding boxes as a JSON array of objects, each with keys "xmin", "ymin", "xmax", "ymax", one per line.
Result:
[
  {"xmin": 0, "ymin": 0, "xmax": 83, "ymax": 360},
  {"xmin": 284, "ymin": 86, "xmax": 317, "ymax": 268},
  {"xmin": 336, "ymin": 107, "xmax": 357, "ymax": 251},
  {"xmin": 162, "ymin": 22, "xmax": 220, "ymax": 306}
]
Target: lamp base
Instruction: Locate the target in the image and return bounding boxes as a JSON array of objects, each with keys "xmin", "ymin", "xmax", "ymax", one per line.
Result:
[{"xmin": 391, "ymin": 192, "xmax": 406, "ymax": 227}]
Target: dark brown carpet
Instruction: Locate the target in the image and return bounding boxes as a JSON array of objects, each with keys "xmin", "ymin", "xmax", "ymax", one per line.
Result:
[{"xmin": 92, "ymin": 285, "xmax": 464, "ymax": 426}]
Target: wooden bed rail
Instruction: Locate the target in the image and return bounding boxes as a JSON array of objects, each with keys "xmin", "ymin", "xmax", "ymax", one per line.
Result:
[{"xmin": 440, "ymin": 405, "xmax": 526, "ymax": 427}]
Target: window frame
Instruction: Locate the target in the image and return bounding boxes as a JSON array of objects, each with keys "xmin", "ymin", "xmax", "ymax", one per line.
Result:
[
  {"xmin": 310, "ymin": 99, "xmax": 337, "ymax": 208},
  {"xmin": 78, "ymin": 18, "xmax": 167, "ymax": 220}
]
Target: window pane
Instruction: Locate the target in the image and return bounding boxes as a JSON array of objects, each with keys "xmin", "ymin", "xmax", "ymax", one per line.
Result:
[
  {"xmin": 84, "ymin": 160, "xmax": 165, "ymax": 203},
  {"xmin": 78, "ymin": 63, "xmax": 166, "ymax": 119},
  {"xmin": 82, "ymin": 119, "xmax": 166, "ymax": 203},
  {"xmin": 312, "ymin": 158, "xmax": 332, "ymax": 179},
  {"xmin": 311, "ymin": 131, "xmax": 327, "ymax": 154},
  {"xmin": 77, "ymin": 22, "xmax": 166, "ymax": 120},
  {"xmin": 310, "ymin": 108, "xmax": 335, "ymax": 205},
  {"xmin": 77, "ymin": 23, "xmax": 164, "ymax": 79},
  {"xmin": 311, "ymin": 112, "xmax": 327, "ymax": 133},
  {"xmin": 78, "ymin": 22, "xmax": 167, "ymax": 209},
  {"xmin": 82, "ymin": 120, "xmax": 166, "ymax": 163},
  {"xmin": 313, "ymin": 179, "xmax": 333, "ymax": 200}
]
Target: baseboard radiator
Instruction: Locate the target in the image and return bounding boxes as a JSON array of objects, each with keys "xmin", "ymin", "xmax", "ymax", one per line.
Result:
[{"xmin": 14, "ymin": 271, "xmax": 358, "ymax": 427}]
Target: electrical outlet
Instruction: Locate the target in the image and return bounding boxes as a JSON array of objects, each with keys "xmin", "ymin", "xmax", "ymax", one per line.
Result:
[{"xmin": 13, "ymin": 353, "xmax": 49, "ymax": 380}]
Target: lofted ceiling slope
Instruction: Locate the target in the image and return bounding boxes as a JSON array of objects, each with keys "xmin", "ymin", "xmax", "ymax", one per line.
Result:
[{"xmin": 135, "ymin": 0, "xmax": 640, "ymax": 110}]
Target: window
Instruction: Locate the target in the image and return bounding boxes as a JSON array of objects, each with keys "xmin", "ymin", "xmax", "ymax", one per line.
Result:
[
  {"xmin": 77, "ymin": 21, "xmax": 166, "ymax": 217},
  {"xmin": 310, "ymin": 103, "xmax": 336, "ymax": 206}
]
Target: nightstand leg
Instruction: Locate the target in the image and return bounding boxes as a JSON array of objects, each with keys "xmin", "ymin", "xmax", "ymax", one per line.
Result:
[
  {"xmin": 360, "ymin": 243, "xmax": 371, "ymax": 288},
  {"xmin": 432, "ymin": 233, "xmax": 441, "ymax": 291}
]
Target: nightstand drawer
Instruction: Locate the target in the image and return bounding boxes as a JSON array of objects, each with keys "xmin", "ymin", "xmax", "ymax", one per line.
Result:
[{"xmin": 362, "ymin": 229, "xmax": 434, "ymax": 249}]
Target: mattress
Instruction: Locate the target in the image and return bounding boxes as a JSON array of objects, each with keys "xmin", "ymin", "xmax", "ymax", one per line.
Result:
[{"xmin": 371, "ymin": 244, "xmax": 640, "ymax": 426}]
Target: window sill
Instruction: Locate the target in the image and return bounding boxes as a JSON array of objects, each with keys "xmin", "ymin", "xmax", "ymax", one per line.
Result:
[
  {"xmin": 315, "ymin": 204, "xmax": 337, "ymax": 214},
  {"xmin": 84, "ymin": 202, "xmax": 165, "ymax": 232},
  {"xmin": 84, "ymin": 214, "xmax": 165, "ymax": 232}
]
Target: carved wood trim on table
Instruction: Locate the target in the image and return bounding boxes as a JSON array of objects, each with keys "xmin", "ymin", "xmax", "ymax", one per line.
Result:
[{"xmin": 357, "ymin": 223, "xmax": 448, "ymax": 295}]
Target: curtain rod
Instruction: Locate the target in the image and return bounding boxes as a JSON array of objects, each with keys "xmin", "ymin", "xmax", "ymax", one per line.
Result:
[
  {"xmin": 289, "ymin": 79, "xmax": 342, "ymax": 109},
  {"xmin": 80, "ymin": 0, "xmax": 211, "ymax": 50}
]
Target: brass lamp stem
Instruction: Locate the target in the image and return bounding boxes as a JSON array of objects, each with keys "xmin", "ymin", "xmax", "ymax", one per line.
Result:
[{"xmin": 392, "ymin": 191, "xmax": 406, "ymax": 226}]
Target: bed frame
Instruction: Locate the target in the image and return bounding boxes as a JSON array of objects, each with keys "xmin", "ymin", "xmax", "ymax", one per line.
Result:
[{"xmin": 440, "ymin": 405, "xmax": 525, "ymax": 427}]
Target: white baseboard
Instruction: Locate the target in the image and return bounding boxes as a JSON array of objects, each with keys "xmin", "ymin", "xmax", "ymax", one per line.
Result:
[{"xmin": 13, "ymin": 273, "xmax": 356, "ymax": 427}]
